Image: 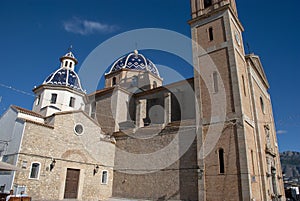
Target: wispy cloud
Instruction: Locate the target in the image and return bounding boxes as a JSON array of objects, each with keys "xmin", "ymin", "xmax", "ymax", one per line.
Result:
[
  {"xmin": 63, "ymin": 17, "xmax": 118, "ymax": 35},
  {"xmin": 277, "ymin": 130, "xmax": 288, "ymax": 134}
]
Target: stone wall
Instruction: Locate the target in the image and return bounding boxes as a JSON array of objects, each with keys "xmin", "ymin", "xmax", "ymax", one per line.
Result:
[
  {"xmin": 112, "ymin": 121, "xmax": 198, "ymax": 201},
  {"xmin": 94, "ymin": 91, "xmax": 117, "ymax": 134},
  {"xmin": 14, "ymin": 112, "xmax": 115, "ymax": 201},
  {"xmin": 202, "ymin": 124, "xmax": 241, "ymax": 201},
  {"xmin": 105, "ymin": 69, "xmax": 163, "ymax": 90},
  {"xmin": 135, "ymin": 78, "xmax": 196, "ymax": 125}
]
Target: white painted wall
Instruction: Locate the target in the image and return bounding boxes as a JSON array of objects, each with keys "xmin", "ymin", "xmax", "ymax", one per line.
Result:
[
  {"xmin": 0, "ymin": 107, "xmax": 25, "ymax": 192},
  {"xmin": 32, "ymin": 88, "xmax": 85, "ymax": 116},
  {"xmin": 114, "ymin": 89, "xmax": 131, "ymax": 128}
]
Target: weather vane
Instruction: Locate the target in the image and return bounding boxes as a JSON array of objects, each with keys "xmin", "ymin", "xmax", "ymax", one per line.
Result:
[{"xmin": 68, "ymin": 45, "xmax": 73, "ymax": 52}]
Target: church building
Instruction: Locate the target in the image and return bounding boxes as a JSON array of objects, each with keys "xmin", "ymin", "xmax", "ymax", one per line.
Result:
[{"xmin": 0, "ymin": 0, "xmax": 285, "ymax": 201}]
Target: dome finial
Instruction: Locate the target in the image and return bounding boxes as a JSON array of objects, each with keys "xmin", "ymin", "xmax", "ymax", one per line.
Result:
[
  {"xmin": 134, "ymin": 49, "xmax": 139, "ymax": 55},
  {"xmin": 68, "ymin": 45, "xmax": 73, "ymax": 52}
]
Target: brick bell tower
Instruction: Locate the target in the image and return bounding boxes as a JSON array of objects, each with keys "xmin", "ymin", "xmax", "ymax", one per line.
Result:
[{"xmin": 189, "ymin": 0, "xmax": 285, "ymax": 201}]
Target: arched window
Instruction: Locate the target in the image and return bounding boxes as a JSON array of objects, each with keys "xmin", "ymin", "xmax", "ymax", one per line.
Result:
[
  {"xmin": 204, "ymin": 0, "xmax": 212, "ymax": 8},
  {"xmin": 51, "ymin": 93, "xmax": 57, "ymax": 104},
  {"xmin": 153, "ymin": 81, "xmax": 157, "ymax": 88},
  {"xmin": 218, "ymin": 148, "xmax": 225, "ymax": 174},
  {"xmin": 112, "ymin": 77, "xmax": 117, "ymax": 86},
  {"xmin": 213, "ymin": 71, "xmax": 218, "ymax": 93},
  {"xmin": 260, "ymin": 96, "xmax": 265, "ymax": 114},
  {"xmin": 29, "ymin": 162, "xmax": 40, "ymax": 179},
  {"xmin": 101, "ymin": 170, "xmax": 108, "ymax": 184},
  {"xmin": 69, "ymin": 61, "xmax": 72, "ymax": 67},
  {"xmin": 69, "ymin": 97, "xmax": 75, "ymax": 107},
  {"xmin": 35, "ymin": 95, "xmax": 41, "ymax": 105},
  {"xmin": 65, "ymin": 61, "xmax": 68, "ymax": 67},
  {"xmin": 242, "ymin": 75, "xmax": 246, "ymax": 96},
  {"xmin": 208, "ymin": 27, "xmax": 214, "ymax": 41},
  {"xmin": 251, "ymin": 150, "xmax": 255, "ymax": 174}
]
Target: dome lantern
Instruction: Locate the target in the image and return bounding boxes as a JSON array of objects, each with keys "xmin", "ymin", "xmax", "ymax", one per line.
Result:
[{"xmin": 59, "ymin": 51, "xmax": 78, "ymax": 71}]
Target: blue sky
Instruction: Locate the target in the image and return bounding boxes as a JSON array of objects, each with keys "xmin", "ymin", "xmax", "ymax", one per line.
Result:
[{"xmin": 0, "ymin": 0, "xmax": 299, "ymax": 152}]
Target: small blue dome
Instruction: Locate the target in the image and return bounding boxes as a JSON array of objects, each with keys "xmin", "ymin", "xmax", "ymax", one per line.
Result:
[
  {"xmin": 108, "ymin": 50, "xmax": 160, "ymax": 77},
  {"xmin": 44, "ymin": 68, "xmax": 84, "ymax": 92}
]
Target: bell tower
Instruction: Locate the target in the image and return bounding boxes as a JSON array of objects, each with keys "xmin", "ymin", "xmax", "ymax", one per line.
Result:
[
  {"xmin": 191, "ymin": 0, "xmax": 238, "ymax": 18},
  {"xmin": 190, "ymin": 0, "xmax": 285, "ymax": 201}
]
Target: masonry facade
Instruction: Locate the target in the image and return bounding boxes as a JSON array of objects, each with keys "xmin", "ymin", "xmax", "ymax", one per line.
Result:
[
  {"xmin": 0, "ymin": 1, "xmax": 285, "ymax": 201},
  {"xmin": 190, "ymin": 0, "xmax": 285, "ymax": 200},
  {"xmin": 0, "ymin": 53, "xmax": 116, "ymax": 201}
]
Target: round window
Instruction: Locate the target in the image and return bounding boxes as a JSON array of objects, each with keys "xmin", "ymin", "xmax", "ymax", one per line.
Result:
[{"xmin": 74, "ymin": 124, "xmax": 84, "ymax": 135}]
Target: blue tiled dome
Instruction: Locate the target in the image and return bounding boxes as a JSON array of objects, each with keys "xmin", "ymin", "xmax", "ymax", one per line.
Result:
[
  {"xmin": 108, "ymin": 50, "xmax": 160, "ymax": 77},
  {"xmin": 44, "ymin": 68, "xmax": 84, "ymax": 92}
]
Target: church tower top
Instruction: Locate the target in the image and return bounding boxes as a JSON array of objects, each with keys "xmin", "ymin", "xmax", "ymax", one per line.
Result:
[{"xmin": 190, "ymin": 0, "xmax": 238, "ymax": 19}]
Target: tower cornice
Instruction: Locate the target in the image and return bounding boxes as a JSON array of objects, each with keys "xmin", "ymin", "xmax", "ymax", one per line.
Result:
[
  {"xmin": 188, "ymin": 4, "xmax": 244, "ymax": 31},
  {"xmin": 32, "ymin": 84, "xmax": 86, "ymax": 97}
]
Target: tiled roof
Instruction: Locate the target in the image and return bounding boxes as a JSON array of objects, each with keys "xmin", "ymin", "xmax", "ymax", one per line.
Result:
[
  {"xmin": 87, "ymin": 86, "xmax": 115, "ymax": 97},
  {"xmin": 108, "ymin": 50, "xmax": 160, "ymax": 77},
  {"xmin": 11, "ymin": 105, "xmax": 44, "ymax": 118}
]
